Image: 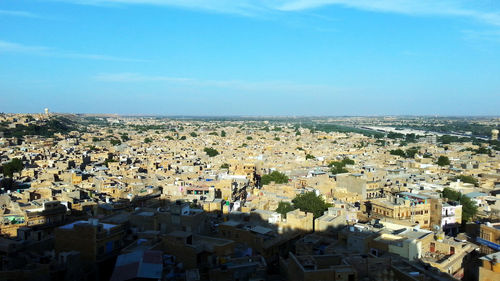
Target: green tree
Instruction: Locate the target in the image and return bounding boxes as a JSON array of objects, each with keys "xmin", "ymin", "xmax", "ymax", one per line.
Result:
[
  {"xmin": 328, "ymin": 158, "xmax": 353, "ymax": 174},
  {"xmin": 292, "ymin": 192, "xmax": 332, "ymax": 219},
  {"xmin": 190, "ymin": 132, "xmax": 198, "ymax": 137},
  {"xmin": 246, "ymin": 136, "xmax": 253, "ymax": 140},
  {"xmin": 475, "ymin": 147, "xmax": 491, "ymax": 154},
  {"xmin": 341, "ymin": 158, "xmax": 354, "ymax": 165},
  {"xmin": 209, "ymin": 132, "xmax": 218, "ymax": 136},
  {"xmin": 103, "ymin": 158, "xmax": 118, "ymax": 167},
  {"xmin": 2, "ymin": 158, "xmax": 23, "ymax": 177},
  {"xmin": 120, "ymin": 134, "xmax": 130, "ymax": 141},
  {"xmin": 275, "ymin": 202, "xmax": 296, "ymax": 219},
  {"xmin": 204, "ymin": 147, "xmax": 219, "ymax": 157},
  {"xmin": 452, "ymin": 175, "xmax": 479, "ymax": 187},
  {"xmin": 437, "ymin": 155, "xmax": 450, "ymax": 166},
  {"xmin": 305, "ymin": 154, "xmax": 315, "ymax": 160},
  {"xmin": 405, "ymin": 148, "xmax": 419, "ymax": 158},
  {"xmin": 221, "ymin": 130, "xmax": 226, "ymax": 137},
  {"xmin": 144, "ymin": 137, "xmax": 153, "ymax": 143},
  {"xmin": 261, "ymin": 171, "xmax": 289, "ymax": 186},
  {"xmin": 460, "ymin": 195, "xmax": 478, "ymax": 223},
  {"xmin": 442, "ymin": 188, "xmax": 477, "ymax": 222},
  {"xmin": 179, "ymin": 136, "xmax": 187, "ymax": 140},
  {"xmin": 109, "ymin": 139, "xmax": 121, "ymax": 146},
  {"xmin": 390, "ymin": 149, "xmax": 406, "ymax": 158},
  {"xmin": 220, "ymin": 163, "xmax": 230, "ymax": 169}
]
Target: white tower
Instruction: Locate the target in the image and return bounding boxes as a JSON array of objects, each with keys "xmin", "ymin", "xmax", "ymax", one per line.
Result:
[
  {"xmin": 44, "ymin": 108, "xmax": 49, "ymax": 115},
  {"xmin": 492, "ymin": 129, "xmax": 499, "ymax": 141}
]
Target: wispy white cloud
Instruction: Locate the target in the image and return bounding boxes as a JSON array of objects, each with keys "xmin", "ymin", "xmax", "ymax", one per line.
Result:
[
  {"xmin": 0, "ymin": 9, "xmax": 40, "ymax": 18},
  {"xmin": 95, "ymin": 73, "xmax": 192, "ymax": 82},
  {"xmin": 0, "ymin": 40, "xmax": 148, "ymax": 62},
  {"xmin": 53, "ymin": 0, "xmax": 500, "ymax": 26},
  {"xmin": 462, "ymin": 29, "xmax": 500, "ymax": 42},
  {"xmin": 94, "ymin": 72, "xmax": 343, "ymax": 93},
  {"xmin": 0, "ymin": 41, "xmax": 50, "ymax": 54}
]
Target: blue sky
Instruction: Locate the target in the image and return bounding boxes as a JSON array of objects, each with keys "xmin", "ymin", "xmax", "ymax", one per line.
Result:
[{"xmin": 1, "ymin": 0, "xmax": 499, "ymax": 116}]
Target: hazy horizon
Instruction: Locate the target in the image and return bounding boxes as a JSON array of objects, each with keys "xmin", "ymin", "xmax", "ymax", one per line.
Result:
[{"xmin": 3, "ymin": 111, "xmax": 500, "ymax": 119}]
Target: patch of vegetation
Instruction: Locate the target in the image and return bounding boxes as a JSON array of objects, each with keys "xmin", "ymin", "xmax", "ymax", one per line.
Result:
[
  {"xmin": 204, "ymin": 147, "xmax": 219, "ymax": 157},
  {"xmin": 275, "ymin": 202, "xmax": 296, "ymax": 219},
  {"xmin": 328, "ymin": 158, "xmax": 354, "ymax": 174},
  {"xmin": 120, "ymin": 133, "xmax": 130, "ymax": 142},
  {"xmin": 437, "ymin": 155, "xmax": 450, "ymax": 166},
  {"xmin": 390, "ymin": 147, "xmax": 419, "ymax": 158},
  {"xmin": 261, "ymin": 171, "xmax": 289, "ymax": 186},
  {"xmin": 0, "ymin": 116, "xmax": 76, "ymax": 138},
  {"xmin": 104, "ymin": 158, "xmax": 118, "ymax": 167},
  {"xmin": 442, "ymin": 188, "xmax": 478, "ymax": 223},
  {"xmin": 292, "ymin": 192, "xmax": 332, "ymax": 219},
  {"xmin": 1, "ymin": 158, "xmax": 23, "ymax": 177},
  {"xmin": 452, "ymin": 175, "xmax": 479, "ymax": 187}
]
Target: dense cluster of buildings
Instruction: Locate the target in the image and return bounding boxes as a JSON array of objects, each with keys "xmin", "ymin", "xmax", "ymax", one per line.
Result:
[{"xmin": 0, "ymin": 113, "xmax": 499, "ymax": 281}]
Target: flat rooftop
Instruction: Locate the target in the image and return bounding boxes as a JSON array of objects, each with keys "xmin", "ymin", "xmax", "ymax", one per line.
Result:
[{"xmin": 59, "ymin": 220, "xmax": 117, "ymax": 230}]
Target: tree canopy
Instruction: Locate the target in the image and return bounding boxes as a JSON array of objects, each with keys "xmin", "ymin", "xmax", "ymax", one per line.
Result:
[
  {"xmin": 328, "ymin": 158, "xmax": 354, "ymax": 174},
  {"xmin": 261, "ymin": 171, "xmax": 289, "ymax": 186},
  {"xmin": 437, "ymin": 155, "xmax": 450, "ymax": 166},
  {"xmin": 275, "ymin": 202, "xmax": 296, "ymax": 218},
  {"xmin": 390, "ymin": 147, "xmax": 419, "ymax": 158},
  {"xmin": 292, "ymin": 192, "xmax": 332, "ymax": 219},
  {"xmin": 1, "ymin": 158, "xmax": 23, "ymax": 177},
  {"xmin": 203, "ymin": 147, "xmax": 219, "ymax": 157},
  {"xmin": 442, "ymin": 187, "xmax": 477, "ymax": 223},
  {"xmin": 452, "ymin": 175, "xmax": 479, "ymax": 187}
]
